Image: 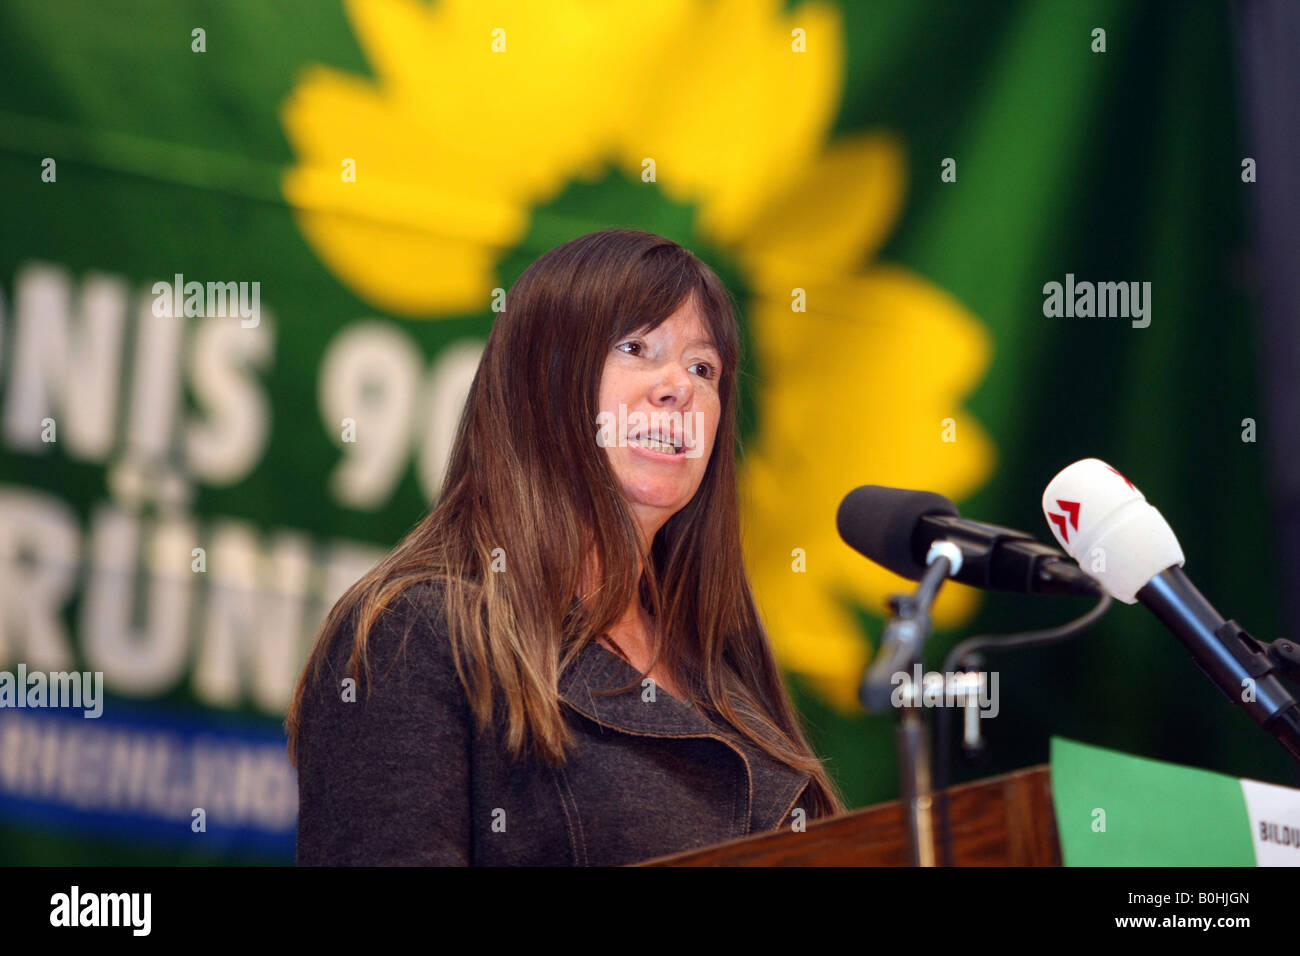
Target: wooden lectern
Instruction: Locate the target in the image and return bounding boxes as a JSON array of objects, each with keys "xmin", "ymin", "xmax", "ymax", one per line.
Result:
[{"xmin": 638, "ymin": 764, "xmax": 1060, "ymax": 866}]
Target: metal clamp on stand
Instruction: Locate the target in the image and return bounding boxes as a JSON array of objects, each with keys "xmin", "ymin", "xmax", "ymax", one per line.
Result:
[{"xmin": 860, "ymin": 541, "xmax": 963, "ymax": 867}]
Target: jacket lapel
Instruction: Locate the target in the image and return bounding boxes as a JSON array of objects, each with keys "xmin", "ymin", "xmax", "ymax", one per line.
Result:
[{"xmin": 558, "ymin": 639, "xmax": 812, "ymax": 834}]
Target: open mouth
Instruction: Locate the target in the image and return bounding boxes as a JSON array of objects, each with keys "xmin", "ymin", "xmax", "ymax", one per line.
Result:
[{"xmin": 628, "ymin": 431, "xmax": 685, "ymax": 455}]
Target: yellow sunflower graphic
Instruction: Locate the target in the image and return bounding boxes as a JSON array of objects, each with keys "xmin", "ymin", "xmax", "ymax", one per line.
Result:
[{"xmin": 280, "ymin": 0, "xmax": 996, "ymax": 712}]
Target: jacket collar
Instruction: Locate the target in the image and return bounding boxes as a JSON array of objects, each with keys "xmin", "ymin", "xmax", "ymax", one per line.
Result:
[{"xmin": 558, "ymin": 638, "xmax": 812, "ymax": 834}]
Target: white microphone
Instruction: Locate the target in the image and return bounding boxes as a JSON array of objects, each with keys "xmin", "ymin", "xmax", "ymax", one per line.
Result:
[
  {"xmin": 1040, "ymin": 457, "xmax": 1184, "ymax": 603},
  {"xmin": 1041, "ymin": 458, "xmax": 1300, "ymax": 762}
]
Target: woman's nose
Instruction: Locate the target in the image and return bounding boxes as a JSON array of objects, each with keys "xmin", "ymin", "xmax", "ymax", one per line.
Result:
[{"xmin": 650, "ymin": 365, "xmax": 692, "ymax": 406}]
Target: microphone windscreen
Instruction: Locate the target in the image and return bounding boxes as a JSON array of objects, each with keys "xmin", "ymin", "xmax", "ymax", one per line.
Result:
[
  {"xmin": 836, "ymin": 485, "xmax": 959, "ymax": 580},
  {"xmin": 1041, "ymin": 458, "xmax": 1184, "ymax": 603}
]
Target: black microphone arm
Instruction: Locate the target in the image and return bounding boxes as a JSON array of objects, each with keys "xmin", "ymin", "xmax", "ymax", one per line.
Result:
[
  {"xmin": 916, "ymin": 513, "xmax": 1102, "ymax": 597},
  {"xmin": 1138, "ymin": 566, "xmax": 1300, "ymax": 762},
  {"xmin": 835, "ymin": 484, "xmax": 1101, "ymax": 598}
]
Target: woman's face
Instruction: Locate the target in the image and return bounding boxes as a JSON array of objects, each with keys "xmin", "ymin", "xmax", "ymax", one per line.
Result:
[{"xmin": 596, "ymin": 295, "xmax": 722, "ymax": 544}]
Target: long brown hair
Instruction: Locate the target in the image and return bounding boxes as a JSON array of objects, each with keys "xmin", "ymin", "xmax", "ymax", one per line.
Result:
[{"xmin": 285, "ymin": 228, "xmax": 845, "ymax": 818}]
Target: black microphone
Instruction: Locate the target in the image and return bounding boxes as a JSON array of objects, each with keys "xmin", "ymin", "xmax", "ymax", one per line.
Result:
[{"xmin": 836, "ymin": 484, "xmax": 1102, "ymax": 597}]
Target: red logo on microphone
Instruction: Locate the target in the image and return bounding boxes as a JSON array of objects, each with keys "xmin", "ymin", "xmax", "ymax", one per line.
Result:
[{"xmin": 1048, "ymin": 499, "xmax": 1081, "ymax": 542}]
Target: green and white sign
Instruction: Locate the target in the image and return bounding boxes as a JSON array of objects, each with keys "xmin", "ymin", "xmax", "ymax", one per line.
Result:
[{"xmin": 1052, "ymin": 737, "xmax": 1300, "ymax": 866}]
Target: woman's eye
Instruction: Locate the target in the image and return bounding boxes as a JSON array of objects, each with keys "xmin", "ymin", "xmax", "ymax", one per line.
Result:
[
  {"xmin": 691, "ymin": 362, "xmax": 715, "ymax": 380},
  {"xmin": 616, "ymin": 340, "xmax": 643, "ymax": 356}
]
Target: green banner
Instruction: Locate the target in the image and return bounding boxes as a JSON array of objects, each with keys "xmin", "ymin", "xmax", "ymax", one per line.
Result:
[{"xmin": 1052, "ymin": 737, "xmax": 1255, "ymax": 866}]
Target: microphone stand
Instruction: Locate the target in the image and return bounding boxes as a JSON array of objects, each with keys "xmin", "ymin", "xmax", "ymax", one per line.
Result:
[
  {"xmin": 1140, "ymin": 569, "xmax": 1300, "ymax": 763},
  {"xmin": 860, "ymin": 543, "xmax": 959, "ymax": 867},
  {"xmin": 1260, "ymin": 636, "xmax": 1300, "ymax": 762}
]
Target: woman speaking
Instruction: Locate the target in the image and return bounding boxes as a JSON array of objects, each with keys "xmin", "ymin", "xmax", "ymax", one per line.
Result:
[{"xmin": 287, "ymin": 228, "xmax": 845, "ymax": 865}]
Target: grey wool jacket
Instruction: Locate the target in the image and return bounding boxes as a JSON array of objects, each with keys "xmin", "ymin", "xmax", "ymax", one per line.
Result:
[{"xmin": 295, "ymin": 582, "xmax": 818, "ymax": 865}]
